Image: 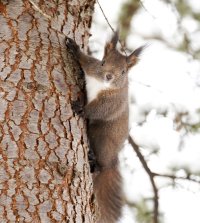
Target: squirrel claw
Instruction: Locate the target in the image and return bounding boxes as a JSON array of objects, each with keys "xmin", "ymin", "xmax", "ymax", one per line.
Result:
[{"xmin": 65, "ymin": 37, "xmax": 79, "ymax": 54}]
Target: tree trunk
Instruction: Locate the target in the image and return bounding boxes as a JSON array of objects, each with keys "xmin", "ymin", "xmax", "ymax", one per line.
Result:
[{"xmin": 0, "ymin": 0, "xmax": 95, "ymax": 222}]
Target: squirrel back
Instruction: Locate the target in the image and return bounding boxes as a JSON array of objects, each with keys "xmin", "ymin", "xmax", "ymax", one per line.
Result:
[{"xmin": 66, "ymin": 32, "xmax": 144, "ymax": 223}]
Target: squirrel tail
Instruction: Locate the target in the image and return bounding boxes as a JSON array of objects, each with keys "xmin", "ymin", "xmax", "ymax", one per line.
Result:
[{"xmin": 94, "ymin": 165, "xmax": 124, "ymax": 223}]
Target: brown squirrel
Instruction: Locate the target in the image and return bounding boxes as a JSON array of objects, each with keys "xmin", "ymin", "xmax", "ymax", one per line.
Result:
[{"xmin": 66, "ymin": 32, "xmax": 144, "ymax": 223}]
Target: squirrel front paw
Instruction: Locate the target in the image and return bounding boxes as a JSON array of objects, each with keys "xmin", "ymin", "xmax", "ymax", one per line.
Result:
[
  {"xmin": 71, "ymin": 100, "xmax": 84, "ymax": 117},
  {"xmin": 65, "ymin": 37, "xmax": 79, "ymax": 55}
]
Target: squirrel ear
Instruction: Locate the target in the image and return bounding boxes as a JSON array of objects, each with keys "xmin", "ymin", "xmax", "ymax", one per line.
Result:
[
  {"xmin": 104, "ymin": 31, "xmax": 119, "ymax": 56},
  {"xmin": 127, "ymin": 45, "xmax": 146, "ymax": 68}
]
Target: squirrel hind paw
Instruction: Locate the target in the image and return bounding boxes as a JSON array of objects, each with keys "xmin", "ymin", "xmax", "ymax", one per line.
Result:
[{"xmin": 88, "ymin": 149, "xmax": 100, "ymax": 173}]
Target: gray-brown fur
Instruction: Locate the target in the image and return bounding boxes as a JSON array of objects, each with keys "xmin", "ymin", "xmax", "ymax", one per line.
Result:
[{"xmin": 66, "ymin": 32, "xmax": 144, "ymax": 223}]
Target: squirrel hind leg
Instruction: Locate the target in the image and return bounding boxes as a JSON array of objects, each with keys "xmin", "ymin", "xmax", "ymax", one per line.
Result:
[{"xmin": 88, "ymin": 148, "xmax": 100, "ymax": 173}]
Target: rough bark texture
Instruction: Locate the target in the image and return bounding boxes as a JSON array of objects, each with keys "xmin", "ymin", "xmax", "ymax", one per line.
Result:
[{"xmin": 0, "ymin": 0, "xmax": 95, "ymax": 222}]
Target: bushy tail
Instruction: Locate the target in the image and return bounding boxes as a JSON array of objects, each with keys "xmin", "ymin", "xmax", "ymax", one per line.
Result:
[{"xmin": 94, "ymin": 166, "xmax": 124, "ymax": 223}]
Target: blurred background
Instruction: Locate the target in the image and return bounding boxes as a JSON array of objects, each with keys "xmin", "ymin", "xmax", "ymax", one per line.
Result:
[{"xmin": 89, "ymin": 0, "xmax": 200, "ymax": 223}]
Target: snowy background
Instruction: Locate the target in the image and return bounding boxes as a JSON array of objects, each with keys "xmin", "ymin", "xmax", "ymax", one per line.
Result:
[{"xmin": 89, "ymin": 0, "xmax": 200, "ymax": 223}]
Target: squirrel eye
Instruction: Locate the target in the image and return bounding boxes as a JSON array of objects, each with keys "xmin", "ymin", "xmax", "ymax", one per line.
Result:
[
  {"xmin": 122, "ymin": 70, "xmax": 125, "ymax": 75},
  {"xmin": 106, "ymin": 74, "xmax": 113, "ymax": 81},
  {"xmin": 102, "ymin": 60, "xmax": 105, "ymax": 66}
]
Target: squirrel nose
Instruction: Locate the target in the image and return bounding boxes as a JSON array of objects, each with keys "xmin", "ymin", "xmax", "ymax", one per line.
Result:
[{"xmin": 106, "ymin": 74, "xmax": 113, "ymax": 81}]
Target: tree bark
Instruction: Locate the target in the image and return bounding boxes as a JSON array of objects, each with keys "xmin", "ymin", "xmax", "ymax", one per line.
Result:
[{"xmin": 0, "ymin": 0, "xmax": 95, "ymax": 222}]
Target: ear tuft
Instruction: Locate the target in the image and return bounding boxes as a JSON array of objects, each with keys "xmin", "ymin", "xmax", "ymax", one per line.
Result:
[
  {"xmin": 110, "ymin": 30, "xmax": 119, "ymax": 47},
  {"xmin": 132, "ymin": 44, "xmax": 148, "ymax": 57},
  {"xmin": 104, "ymin": 30, "xmax": 119, "ymax": 56},
  {"xmin": 127, "ymin": 44, "xmax": 148, "ymax": 68}
]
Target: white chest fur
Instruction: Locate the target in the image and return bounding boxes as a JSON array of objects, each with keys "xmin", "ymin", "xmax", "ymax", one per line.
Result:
[{"xmin": 85, "ymin": 74, "xmax": 111, "ymax": 103}]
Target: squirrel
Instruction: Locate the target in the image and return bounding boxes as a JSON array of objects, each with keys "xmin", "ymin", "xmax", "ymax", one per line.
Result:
[{"xmin": 66, "ymin": 32, "xmax": 144, "ymax": 223}]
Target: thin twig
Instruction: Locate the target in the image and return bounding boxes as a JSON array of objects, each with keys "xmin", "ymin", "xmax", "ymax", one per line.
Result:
[
  {"xmin": 132, "ymin": 79, "xmax": 163, "ymax": 93},
  {"xmin": 96, "ymin": 0, "xmax": 115, "ymax": 33},
  {"xmin": 29, "ymin": 0, "xmax": 51, "ymax": 19},
  {"xmin": 128, "ymin": 135, "xmax": 159, "ymax": 223},
  {"xmin": 152, "ymin": 172, "xmax": 200, "ymax": 184},
  {"xmin": 96, "ymin": 0, "xmax": 128, "ymax": 57},
  {"xmin": 138, "ymin": 0, "xmax": 156, "ymax": 19}
]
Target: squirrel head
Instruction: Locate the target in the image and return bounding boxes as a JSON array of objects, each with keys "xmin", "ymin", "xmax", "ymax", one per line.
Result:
[{"xmin": 101, "ymin": 31, "xmax": 145, "ymax": 89}]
